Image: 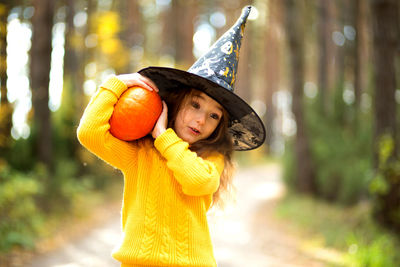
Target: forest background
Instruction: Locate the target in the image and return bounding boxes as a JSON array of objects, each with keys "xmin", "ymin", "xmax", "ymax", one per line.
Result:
[{"xmin": 0, "ymin": 0, "xmax": 399, "ymax": 266}]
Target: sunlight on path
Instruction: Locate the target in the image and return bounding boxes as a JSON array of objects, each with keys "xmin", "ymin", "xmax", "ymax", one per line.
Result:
[
  {"xmin": 208, "ymin": 164, "xmax": 289, "ymax": 267},
  {"xmin": 208, "ymin": 163, "xmax": 337, "ymax": 267},
  {"xmin": 28, "ymin": 163, "xmax": 335, "ymax": 267},
  {"xmin": 28, "ymin": 219, "xmax": 120, "ymax": 267}
]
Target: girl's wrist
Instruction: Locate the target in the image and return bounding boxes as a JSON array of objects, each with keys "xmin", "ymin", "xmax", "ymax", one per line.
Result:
[{"xmin": 152, "ymin": 127, "xmax": 166, "ymax": 139}]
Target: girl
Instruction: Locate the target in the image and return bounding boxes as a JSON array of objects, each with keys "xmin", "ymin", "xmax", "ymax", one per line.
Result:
[{"xmin": 77, "ymin": 6, "xmax": 265, "ymax": 267}]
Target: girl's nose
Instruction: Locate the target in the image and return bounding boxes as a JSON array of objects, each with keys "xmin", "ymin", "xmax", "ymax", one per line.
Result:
[{"xmin": 195, "ymin": 113, "xmax": 206, "ymax": 125}]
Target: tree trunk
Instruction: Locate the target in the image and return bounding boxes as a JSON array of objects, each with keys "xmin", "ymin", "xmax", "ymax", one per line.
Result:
[
  {"xmin": 332, "ymin": 0, "xmax": 347, "ymax": 124},
  {"xmin": 353, "ymin": 0, "xmax": 370, "ymax": 131},
  {"xmin": 118, "ymin": 0, "xmax": 141, "ymax": 73},
  {"xmin": 236, "ymin": 0, "xmax": 254, "ymax": 103},
  {"xmin": 317, "ymin": 0, "xmax": 329, "ymax": 115},
  {"xmin": 284, "ymin": 0, "xmax": 316, "ymax": 193},
  {"xmin": 353, "ymin": 0, "xmax": 363, "ymax": 113},
  {"xmin": 235, "ymin": 11, "xmax": 252, "ymax": 103},
  {"xmin": 370, "ymin": 0, "xmax": 399, "ymax": 232},
  {"xmin": 81, "ymin": 0, "xmax": 97, "ymax": 106},
  {"xmin": 371, "ymin": 0, "xmax": 398, "ymax": 160},
  {"xmin": 171, "ymin": 0, "xmax": 195, "ymax": 68},
  {"xmin": 263, "ymin": 0, "xmax": 281, "ymax": 153},
  {"xmin": 64, "ymin": 0, "xmax": 78, "ymax": 77},
  {"xmin": 60, "ymin": 0, "xmax": 84, "ymax": 162},
  {"xmin": 30, "ymin": 0, "xmax": 54, "ymax": 169},
  {"xmin": 161, "ymin": 2, "xmax": 174, "ymax": 59},
  {"xmin": 0, "ymin": 2, "xmax": 13, "ymax": 157}
]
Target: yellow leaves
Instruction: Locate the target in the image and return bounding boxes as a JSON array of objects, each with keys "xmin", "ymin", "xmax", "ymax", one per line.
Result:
[
  {"xmin": 95, "ymin": 11, "xmax": 121, "ymax": 55},
  {"xmin": 69, "ymin": 32, "xmax": 83, "ymax": 51},
  {"xmin": 96, "ymin": 11, "xmax": 120, "ymax": 37},
  {"xmin": 0, "ymin": 23, "xmax": 6, "ymax": 35},
  {"xmin": 0, "ymin": 103, "xmax": 13, "ymax": 147},
  {"xmin": 101, "ymin": 38, "xmax": 119, "ymax": 54},
  {"xmin": 0, "ymin": 4, "xmax": 8, "ymax": 16},
  {"xmin": 0, "ymin": 102, "xmax": 13, "ymax": 124},
  {"xmin": 378, "ymin": 134, "xmax": 395, "ymax": 166},
  {"xmin": 94, "ymin": 11, "xmax": 130, "ymax": 70},
  {"xmin": 0, "ymin": 55, "xmax": 7, "ymax": 73}
]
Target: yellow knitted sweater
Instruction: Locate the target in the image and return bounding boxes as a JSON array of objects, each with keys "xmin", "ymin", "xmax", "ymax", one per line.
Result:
[{"xmin": 77, "ymin": 77, "xmax": 224, "ymax": 267}]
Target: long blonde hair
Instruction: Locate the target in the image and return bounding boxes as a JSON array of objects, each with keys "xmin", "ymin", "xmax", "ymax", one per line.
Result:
[{"xmin": 163, "ymin": 88, "xmax": 235, "ymax": 208}]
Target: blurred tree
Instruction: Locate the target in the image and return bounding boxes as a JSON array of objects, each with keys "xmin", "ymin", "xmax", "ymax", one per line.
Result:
[
  {"xmin": 316, "ymin": 0, "xmax": 330, "ymax": 115},
  {"xmin": 262, "ymin": 0, "xmax": 281, "ymax": 152},
  {"xmin": 332, "ymin": 0, "xmax": 347, "ymax": 124},
  {"xmin": 80, "ymin": 0, "xmax": 97, "ymax": 103},
  {"xmin": 353, "ymin": 0, "xmax": 368, "ymax": 117},
  {"xmin": 236, "ymin": 10, "xmax": 251, "ymax": 103},
  {"xmin": 235, "ymin": 0, "xmax": 254, "ymax": 104},
  {"xmin": 119, "ymin": 0, "xmax": 142, "ymax": 73},
  {"xmin": 371, "ymin": 0, "xmax": 398, "ymax": 160},
  {"xmin": 370, "ymin": 0, "xmax": 400, "ymax": 232},
  {"xmin": 29, "ymin": 0, "xmax": 54, "ymax": 170},
  {"xmin": 0, "ymin": 1, "xmax": 13, "ymax": 158},
  {"xmin": 171, "ymin": 0, "xmax": 196, "ymax": 68},
  {"xmin": 284, "ymin": 0, "xmax": 316, "ymax": 193},
  {"xmin": 161, "ymin": 1, "xmax": 175, "ymax": 61},
  {"xmin": 83, "ymin": 0, "xmax": 98, "ymax": 69},
  {"xmin": 59, "ymin": 0, "xmax": 86, "ymax": 163},
  {"xmin": 64, "ymin": 0, "xmax": 79, "ymax": 78},
  {"xmin": 95, "ymin": 9, "xmax": 130, "ymax": 73}
]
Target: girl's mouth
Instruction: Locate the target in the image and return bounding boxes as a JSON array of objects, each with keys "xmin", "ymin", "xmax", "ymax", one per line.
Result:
[{"xmin": 189, "ymin": 127, "xmax": 200, "ymax": 135}]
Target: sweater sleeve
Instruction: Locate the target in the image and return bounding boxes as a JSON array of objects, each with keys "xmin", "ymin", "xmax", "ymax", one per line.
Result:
[
  {"xmin": 77, "ymin": 76, "xmax": 138, "ymax": 170},
  {"xmin": 154, "ymin": 128, "xmax": 224, "ymax": 196}
]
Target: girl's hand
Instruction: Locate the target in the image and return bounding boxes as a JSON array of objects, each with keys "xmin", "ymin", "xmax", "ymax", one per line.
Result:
[
  {"xmin": 116, "ymin": 73, "xmax": 159, "ymax": 92},
  {"xmin": 152, "ymin": 101, "xmax": 168, "ymax": 139}
]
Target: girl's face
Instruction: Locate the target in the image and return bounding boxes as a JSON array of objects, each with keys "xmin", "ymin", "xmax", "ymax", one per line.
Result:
[{"xmin": 174, "ymin": 91, "xmax": 223, "ymax": 144}]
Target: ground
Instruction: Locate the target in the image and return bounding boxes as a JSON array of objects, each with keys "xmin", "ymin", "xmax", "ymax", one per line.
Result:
[{"xmin": 24, "ymin": 163, "xmax": 345, "ymax": 267}]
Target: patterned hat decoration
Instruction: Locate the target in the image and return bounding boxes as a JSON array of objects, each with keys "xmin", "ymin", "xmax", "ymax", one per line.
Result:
[
  {"xmin": 188, "ymin": 5, "xmax": 250, "ymax": 91},
  {"xmin": 139, "ymin": 6, "xmax": 266, "ymax": 150}
]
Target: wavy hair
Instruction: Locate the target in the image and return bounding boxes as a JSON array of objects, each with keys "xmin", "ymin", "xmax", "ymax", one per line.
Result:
[{"xmin": 163, "ymin": 88, "xmax": 235, "ymax": 208}]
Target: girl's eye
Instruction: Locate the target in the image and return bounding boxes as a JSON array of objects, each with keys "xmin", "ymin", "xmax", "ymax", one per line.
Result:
[
  {"xmin": 191, "ymin": 101, "xmax": 200, "ymax": 109},
  {"xmin": 210, "ymin": 113, "xmax": 220, "ymax": 120}
]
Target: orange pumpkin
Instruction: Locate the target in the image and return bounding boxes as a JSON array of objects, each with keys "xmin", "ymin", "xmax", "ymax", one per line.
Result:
[{"xmin": 109, "ymin": 87, "xmax": 163, "ymax": 141}]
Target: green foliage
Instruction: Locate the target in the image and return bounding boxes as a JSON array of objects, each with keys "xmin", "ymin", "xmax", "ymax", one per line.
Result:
[
  {"xmin": 276, "ymin": 194, "xmax": 400, "ymax": 267},
  {"xmin": 283, "ymin": 96, "xmax": 373, "ymax": 204},
  {"xmin": 309, "ymin": 105, "xmax": 372, "ymax": 204},
  {"xmin": 377, "ymin": 135, "xmax": 395, "ymax": 166},
  {"xmin": 0, "ymin": 76, "xmax": 121, "ymax": 254},
  {"xmin": 6, "ymin": 137, "xmax": 36, "ymax": 171},
  {"xmin": 369, "ymin": 134, "xmax": 400, "ymax": 232},
  {"xmin": 0, "ymin": 164, "xmax": 43, "ymax": 251},
  {"xmin": 346, "ymin": 233, "xmax": 398, "ymax": 267},
  {"xmin": 282, "ymin": 138, "xmax": 296, "ymax": 191},
  {"xmin": 0, "ymin": 157, "xmax": 119, "ymax": 254},
  {"xmin": 369, "ymin": 173, "xmax": 389, "ymax": 195}
]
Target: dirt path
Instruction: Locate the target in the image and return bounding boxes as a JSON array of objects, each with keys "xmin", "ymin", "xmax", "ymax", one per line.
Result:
[
  {"xmin": 209, "ymin": 164, "xmax": 342, "ymax": 267},
  {"xmin": 27, "ymin": 163, "xmax": 342, "ymax": 267}
]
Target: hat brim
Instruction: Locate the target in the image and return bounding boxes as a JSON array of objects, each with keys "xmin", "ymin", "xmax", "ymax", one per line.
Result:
[{"xmin": 138, "ymin": 66, "xmax": 266, "ymax": 151}]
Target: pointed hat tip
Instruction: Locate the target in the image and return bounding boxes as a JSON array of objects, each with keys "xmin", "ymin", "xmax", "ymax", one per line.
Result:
[
  {"xmin": 238, "ymin": 5, "xmax": 252, "ymax": 24},
  {"xmin": 244, "ymin": 5, "xmax": 252, "ymax": 11},
  {"xmin": 242, "ymin": 5, "xmax": 252, "ymax": 16}
]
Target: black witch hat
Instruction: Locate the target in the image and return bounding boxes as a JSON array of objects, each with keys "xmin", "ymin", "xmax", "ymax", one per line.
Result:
[{"xmin": 139, "ymin": 6, "xmax": 265, "ymax": 151}]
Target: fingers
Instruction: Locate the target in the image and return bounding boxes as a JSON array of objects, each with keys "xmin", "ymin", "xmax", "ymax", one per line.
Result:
[
  {"xmin": 138, "ymin": 75, "xmax": 159, "ymax": 93},
  {"xmin": 158, "ymin": 101, "xmax": 168, "ymax": 127},
  {"xmin": 161, "ymin": 101, "xmax": 168, "ymax": 114},
  {"xmin": 117, "ymin": 73, "xmax": 159, "ymax": 93},
  {"xmin": 152, "ymin": 101, "xmax": 168, "ymax": 139}
]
